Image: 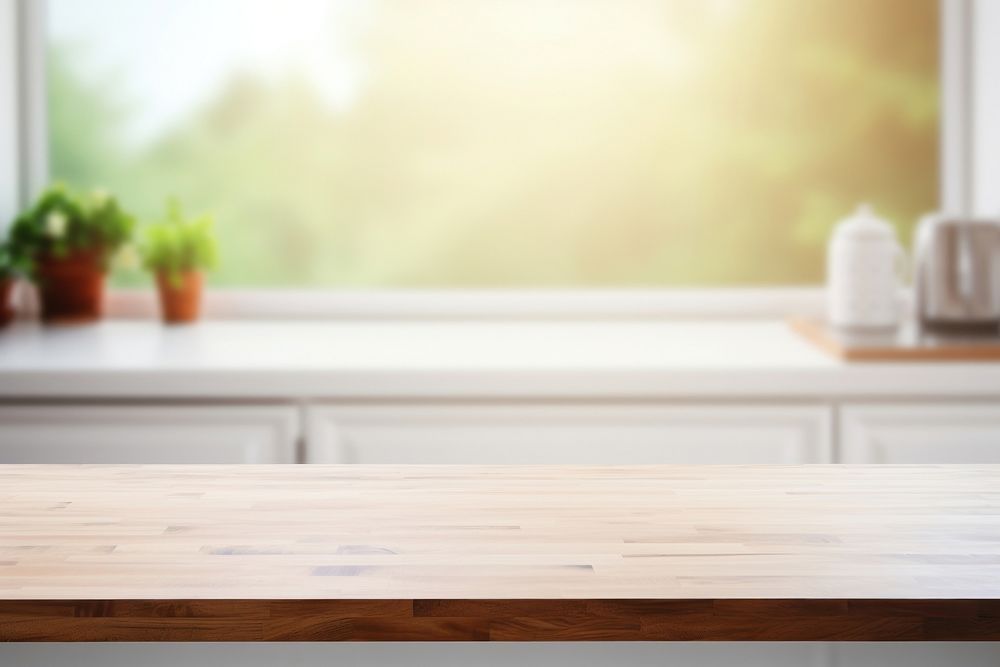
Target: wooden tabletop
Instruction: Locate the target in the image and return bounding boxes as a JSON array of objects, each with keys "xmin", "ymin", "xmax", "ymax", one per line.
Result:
[{"xmin": 1, "ymin": 464, "xmax": 999, "ymax": 642}]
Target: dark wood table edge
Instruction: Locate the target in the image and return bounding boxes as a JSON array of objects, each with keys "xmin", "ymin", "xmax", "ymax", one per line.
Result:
[{"xmin": 1, "ymin": 598, "xmax": 998, "ymax": 642}]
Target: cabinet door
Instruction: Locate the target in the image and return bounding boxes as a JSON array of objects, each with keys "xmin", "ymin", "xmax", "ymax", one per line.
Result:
[
  {"xmin": 0, "ymin": 642, "xmax": 833, "ymax": 667},
  {"xmin": 306, "ymin": 404, "xmax": 831, "ymax": 464},
  {"xmin": 841, "ymin": 403, "xmax": 1000, "ymax": 463},
  {"xmin": 0, "ymin": 405, "xmax": 299, "ymax": 463}
]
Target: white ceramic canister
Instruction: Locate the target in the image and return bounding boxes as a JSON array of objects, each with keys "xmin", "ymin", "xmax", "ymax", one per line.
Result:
[{"xmin": 827, "ymin": 204, "xmax": 905, "ymax": 329}]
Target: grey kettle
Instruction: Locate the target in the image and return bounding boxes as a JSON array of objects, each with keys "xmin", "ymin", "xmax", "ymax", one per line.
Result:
[{"xmin": 914, "ymin": 214, "xmax": 1000, "ymax": 331}]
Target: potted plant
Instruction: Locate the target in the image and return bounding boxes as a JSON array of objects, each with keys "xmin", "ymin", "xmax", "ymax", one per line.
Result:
[
  {"xmin": 8, "ymin": 184, "xmax": 135, "ymax": 324},
  {"xmin": 141, "ymin": 200, "xmax": 218, "ymax": 324},
  {"xmin": 0, "ymin": 243, "xmax": 20, "ymax": 327}
]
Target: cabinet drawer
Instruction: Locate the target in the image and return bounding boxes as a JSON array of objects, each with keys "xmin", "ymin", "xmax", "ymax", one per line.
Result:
[
  {"xmin": 0, "ymin": 405, "xmax": 298, "ymax": 463},
  {"xmin": 841, "ymin": 403, "xmax": 1000, "ymax": 463},
  {"xmin": 307, "ymin": 404, "xmax": 831, "ymax": 464}
]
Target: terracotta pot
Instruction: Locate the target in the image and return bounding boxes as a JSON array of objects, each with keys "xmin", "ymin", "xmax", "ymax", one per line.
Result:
[
  {"xmin": 35, "ymin": 250, "xmax": 106, "ymax": 325},
  {"xmin": 0, "ymin": 278, "xmax": 15, "ymax": 327},
  {"xmin": 156, "ymin": 270, "xmax": 203, "ymax": 324}
]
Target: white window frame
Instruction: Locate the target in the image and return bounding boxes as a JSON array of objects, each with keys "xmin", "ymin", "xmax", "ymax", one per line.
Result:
[{"xmin": 0, "ymin": 0, "xmax": 985, "ymax": 319}]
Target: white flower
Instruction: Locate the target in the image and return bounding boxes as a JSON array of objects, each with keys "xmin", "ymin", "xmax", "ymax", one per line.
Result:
[
  {"xmin": 45, "ymin": 211, "xmax": 68, "ymax": 239},
  {"xmin": 115, "ymin": 244, "xmax": 140, "ymax": 271}
]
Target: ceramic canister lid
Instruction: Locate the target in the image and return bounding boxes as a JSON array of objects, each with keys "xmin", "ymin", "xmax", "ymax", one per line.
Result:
[{"xmin": 831, "ymin": 203, "xmax": 896, "ymax": 243}]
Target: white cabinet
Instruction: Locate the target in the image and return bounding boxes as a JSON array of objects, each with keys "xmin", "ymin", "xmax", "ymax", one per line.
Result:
[
  {"xmin": 0, "ymin": 405, "xmax": 299, "ymax": 463},
  {"xmin": 829, "ymin": 644, "xmax": 1000, "ymax": 667},
  {"xmin": 0, "ymin": 642, "xmax": 833, "ymax": 667},
  {"xmin": 841, "ymin": 403, "xmax": 1000, "ymax": 463},
  {"xmin": 306, "ymin": 404, "xmax": 831, "ymax": 464}
]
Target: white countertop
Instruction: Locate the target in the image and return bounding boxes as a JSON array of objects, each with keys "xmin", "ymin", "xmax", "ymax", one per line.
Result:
[{"xmin": 0, "ymin": 319, "xmax": 997, "ymax": 399}]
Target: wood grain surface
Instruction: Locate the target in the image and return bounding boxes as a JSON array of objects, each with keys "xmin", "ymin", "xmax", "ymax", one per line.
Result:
[{"xmin": 1, "ymin": 464, "xmax": 999, "ymax": 642}]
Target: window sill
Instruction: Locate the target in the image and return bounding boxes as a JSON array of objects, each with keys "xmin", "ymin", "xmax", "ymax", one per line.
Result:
[{"xmin": 95, "ymin": 287, "xmax": 828, "ymax": 321}]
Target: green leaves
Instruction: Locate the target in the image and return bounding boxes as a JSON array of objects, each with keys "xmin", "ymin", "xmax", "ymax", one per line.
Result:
[
  {"xmin": 7, "ymin": 183, "xmax": 136, "ymax": 278},
  {"xmin": 0, "ymin": 242, "xmax": 20, "ymax": 279},
  {"xmin": 4, "ymin": 186, "xmax": 217, "ymax": 288},
  {"xmin": 140, "ymin": 199, "xmax": 218, "ymax": 285}
]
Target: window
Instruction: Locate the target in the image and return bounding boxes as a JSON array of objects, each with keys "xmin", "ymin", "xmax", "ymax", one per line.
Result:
[{"xmin": 47, "ymin": 0, "xmax": 938, "ymax": 288}]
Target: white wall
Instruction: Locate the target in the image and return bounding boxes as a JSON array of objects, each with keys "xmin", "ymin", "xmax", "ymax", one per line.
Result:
[
  {"xmin": 0, "ymin": 0, "xmax": 18, "ymax": 225},
  {"xmin": 974, "ymin": 0, "xmax": 1000, "ymax": 215}
]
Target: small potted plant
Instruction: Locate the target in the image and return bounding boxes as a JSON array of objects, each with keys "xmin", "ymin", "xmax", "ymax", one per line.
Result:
[
  {"xmin": 8, "ymin": 184, "xmax": 135, "ymax": 324},
  {"xmin": 141, "ymin": 200, "xmax": 218, "ymax": 324},
  {"xmin": 0, "ymin": 243, "xmax": 20, "ymax": 327}
]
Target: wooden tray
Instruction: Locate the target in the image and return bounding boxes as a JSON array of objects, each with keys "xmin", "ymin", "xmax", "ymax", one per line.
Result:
[{"xmin": 789, "ymin": 317, "xmax": 1000, "ymax": 361}]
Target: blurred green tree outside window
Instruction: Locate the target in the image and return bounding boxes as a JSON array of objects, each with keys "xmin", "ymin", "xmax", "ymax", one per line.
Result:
[{"xmin": 47, "ymin": 0, "xmax": 938, "ymax": 287}]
